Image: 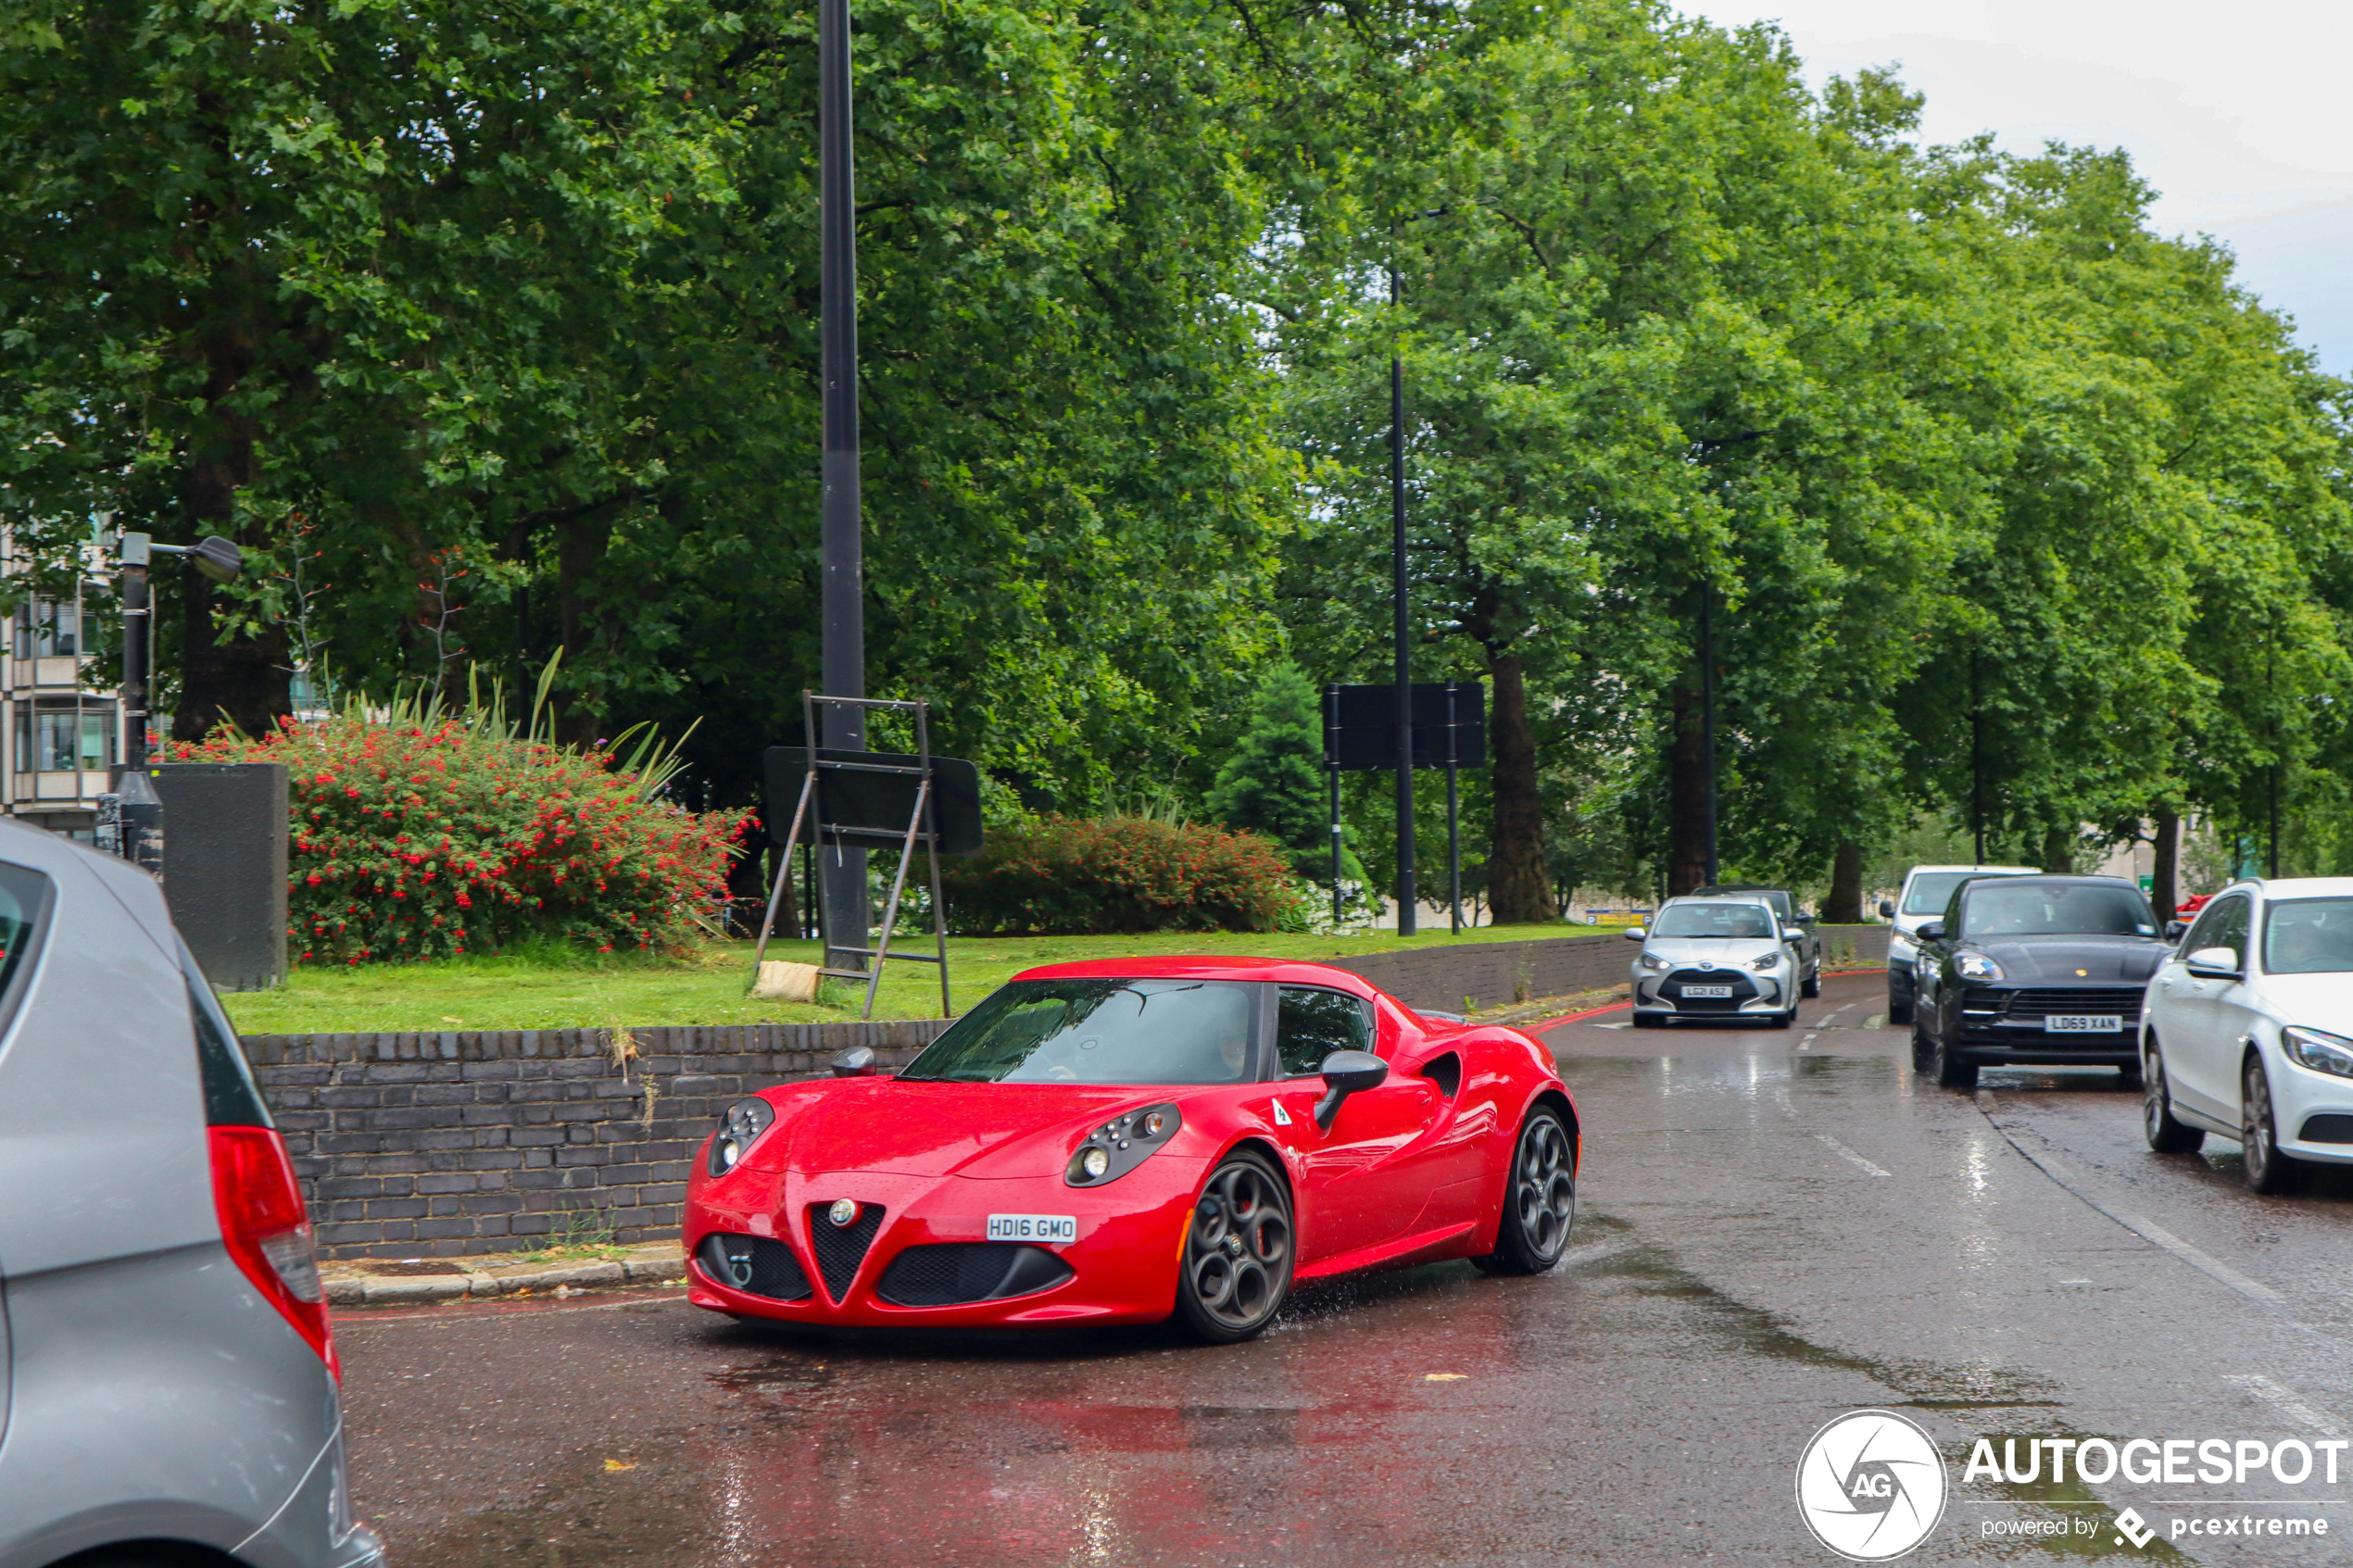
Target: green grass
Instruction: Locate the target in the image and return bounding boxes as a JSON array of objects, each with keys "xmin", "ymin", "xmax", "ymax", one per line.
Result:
[{"xmin": 220, "ymin": 923, "xmax": 1594, "ymax": 1035}]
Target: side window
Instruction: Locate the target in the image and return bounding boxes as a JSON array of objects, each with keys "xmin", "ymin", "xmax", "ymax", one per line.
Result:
[
  {"xmin": 1276, "ymin": 986, "xmax": 1372, "ymax": 1076},
  {"xmin": 2183, "ymin": 897, "xmax": 2246, "ymax": 960}
]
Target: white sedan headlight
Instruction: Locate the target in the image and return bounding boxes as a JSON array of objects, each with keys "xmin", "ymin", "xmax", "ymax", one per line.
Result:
[
  {"xmin": 1638, "ymin": 950, "xmax": 1668, "ymax": 972},
  {"xmin": 1749, "ymin": 950, "xmax": 1782, "ymax": 972},
  {"xmin": 1888, "ymin": 932, "xmax": 1917, "ymax": 961},
  {"xmin": 1955, "ymin": 952, "xmax": 2005, "ymax": 983},
  {"xmin": 2283, "ymin": 1025, "xmax": 2353, "ymax": 1080}
]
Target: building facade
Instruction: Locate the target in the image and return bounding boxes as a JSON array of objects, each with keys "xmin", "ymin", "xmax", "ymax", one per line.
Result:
[{"xmin": 0, "ymin": 540, "xmax": 120, "ymax": 843}]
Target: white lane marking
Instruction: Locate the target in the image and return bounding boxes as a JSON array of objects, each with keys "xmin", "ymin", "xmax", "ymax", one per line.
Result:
[
  {"xmin": 1817, "ymin": 1134, "xmax": 1893, "ymax": 1178},
  {"xmin": 1800, "ymin": 1032, "xmax": 1819, "ymax": 1049},
  {"xmin": 1592, "ymin": 1021, "xmax": 1633, "ymax": 1031},
  {"xmin": 1975, "ymin": 1091, "xmax": 2284, "ymax": 1305},
  {"xmin": 1823, "ymin": 1004, "xmax": 1855, "ymax": 1022},
  {"xmin": 2226, "ymin": 1374, "xmax": 2348, "ymax": 1438},
  {"xmin": 1861, "ymin": 1013, "xmax": 1888, "ymax": 1029}
]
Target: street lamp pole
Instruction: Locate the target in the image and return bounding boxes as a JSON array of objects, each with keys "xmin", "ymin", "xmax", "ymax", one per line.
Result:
[
  {"xmin": 100, "ymin": 532, "xmax": 241, "ymax": 874},
  {"xmin": 817, "ymin": 0, "xmax": 870, "ymax": 970},
  {"xmin": 1390, "ymin": 266, "xmax": 1416, "ymax": 937},
  {"xmin": 1700, "ymin": 581, "xmax": 1718, "ymax": 886}
]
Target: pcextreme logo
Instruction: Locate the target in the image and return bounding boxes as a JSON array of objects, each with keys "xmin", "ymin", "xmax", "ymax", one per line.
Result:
[{"xmin": 1795, "ymin": 1410, "xmax": 1949, "ymax": 1562}]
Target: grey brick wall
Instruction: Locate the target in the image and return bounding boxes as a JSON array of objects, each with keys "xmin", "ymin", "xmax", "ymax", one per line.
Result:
[
  {"xmin": 247, "ymin": 927, "xmax": 1890, "ymax": 1259},
  {"xmin": 248, "ymin": 1021, "xmax": 952, "ymax": 1260}
]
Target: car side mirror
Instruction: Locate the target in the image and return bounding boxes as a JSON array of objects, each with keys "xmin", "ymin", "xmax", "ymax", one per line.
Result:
[
  {"xmin": 829, "ymin": 1045, "xmax": 883, "ymax": 1077},
  {"xmin": 1622, "ymin": 925, "xmax": 1646, "ymax": 942},
  {"xmin": 2185, "ymin": 946, "xmax": 2241, "ymax": 978},
  {"xmin": 1796, "ymin": 912, "xmax": 1817, "ymax": 924},
  {"xmin": 1314, "ymin": 1049, "xmax": 1388, "ymax": 1130},
  {"xmin": 1878, "ymin": 900, "xmax": 1895, "ymax": 920},
  {"xmin": 2163, "ymin": 919, "xmax": 2187, "ymax": 942},
  {"xmin": 1918, "ymin": 920, "xmax": 1946, "ymax": 942}
]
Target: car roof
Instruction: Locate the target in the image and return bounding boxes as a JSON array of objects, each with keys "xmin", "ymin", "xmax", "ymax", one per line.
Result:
[
  {"xmin": 1906, "ymin": 864, "xmax": 2040, "ymax": 877},
  {"xmin": 1658, "ymin": 896, "xmax": 1781, "ymax": 918},
  {"xmin": 1009, "ymin": 955, "xmax": 1383, "ymax": 998},
  {"xmin": 2228, "ymin": 878, "xmax": 2353, "ymax": 900},
  {"xmin": 1961, "ymin": 874, "xmax": 2140, "ymax": 889}
]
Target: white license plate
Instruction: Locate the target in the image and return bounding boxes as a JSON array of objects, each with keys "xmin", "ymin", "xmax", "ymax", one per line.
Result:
[
  {"xmin": 987, "ymin": 1213, "xmax": 1077, "ymax": 1244},
  {"xmin": 1683, "ymin": 985, "xmax": 1734, "ymax": 998},
  {"xmin": 2046, "ymin": 1015, "xmax": 2122, "ymax": 1033}
]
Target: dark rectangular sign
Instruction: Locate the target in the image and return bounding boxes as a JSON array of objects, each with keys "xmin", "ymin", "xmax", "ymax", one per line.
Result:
[
  {"xmin": 763, "ymin": 746, "xmax": 986, "ymax": 855},
  {"xmin": 1324, "ymin": 681, "xmax": 1486, "ymax": 771}
]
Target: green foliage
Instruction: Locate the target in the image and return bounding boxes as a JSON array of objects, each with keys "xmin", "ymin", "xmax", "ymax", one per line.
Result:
[
  {"xmin": 938, "ymin": 816, "xmax": 1302, "ymax": 935},
  {"xmin": 1205, "ymin": 665, "xmax": 1356, "ymax": 881}
]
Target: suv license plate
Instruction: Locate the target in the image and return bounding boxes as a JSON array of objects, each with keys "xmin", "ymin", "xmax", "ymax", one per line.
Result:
[
  {"xmin": 988, "ymin": 1214, "xmax": 1077, "ymax": 1244},
  {"xmin": 1683, "ymin": 985, "xmax": 1734, "ymax": 999},
  {"xmin": 2046, "ymin": 1015, "xmax": 2121, "ymax": 1033}
]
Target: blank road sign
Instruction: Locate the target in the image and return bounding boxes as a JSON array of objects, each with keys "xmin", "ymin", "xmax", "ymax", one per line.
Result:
[
  {"xmin": 763, "ymin": 746, "xmax": 985, "ymax": 854},
  {"xmin": 1325, "ymin": 682, "xmax": 1486, "ymax": 771}
]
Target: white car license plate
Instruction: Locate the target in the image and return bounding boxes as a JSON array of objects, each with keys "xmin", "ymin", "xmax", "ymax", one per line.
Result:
[
  {"xmin": 2045, "ymin": 1015, "xmax": 2121, "ymax": 1033},
  {"xmin": 1683, "ymin": 985, "xmax": 1734, "ymax": 998},
  {"xmin": 988, "ymin": 1213, "xmax": 1077, "ymax": 1244}
]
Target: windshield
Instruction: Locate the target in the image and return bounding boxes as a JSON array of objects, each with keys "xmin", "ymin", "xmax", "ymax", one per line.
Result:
[
  {"xmin": 2263, "ymin": 898, "xmax": 2353, "ymax": 974},
  {"xmin": 1902, "ymin": 872, "xmax": 1976, "ymax": 915},
  {"xmin": 1653, "ymin": 903, "xmax": 1775, "ymax": 939},
  {"xmin": 1959, "ymin": 883, "xmax": 2155, "ymax": 938},
  {"xmin": 900, "ymin": 978, "xmax": 1256, "ymax": 1085}
]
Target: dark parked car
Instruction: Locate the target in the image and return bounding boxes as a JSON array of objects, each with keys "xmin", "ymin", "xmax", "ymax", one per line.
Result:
[
  {"xmin": 1692, "ymin": 884, "xmax": 1822, "ymax": 997},
  {"xmin": 1910, "ymin": 874, "xmax": 2169, "ymax": 1090}
]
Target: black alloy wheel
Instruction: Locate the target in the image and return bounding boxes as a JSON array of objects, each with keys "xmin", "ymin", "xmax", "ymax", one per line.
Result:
[
  {"xmin": 2241, "ymin": 1058, "xmax": 2302, "ymax": 1194},
  {"xmin": 1474, "ymin": 1106, "xmax": 1578, "ymax": 1275},
  {"xmin": 2142, "ymin": 1039, "xmax": 2205, "ymax": 1155},
  {"xmin": 1174, "ymin": 1149, "xmax": 1294, "ymax": 1343},
  {"xmin": 1923, "ymin": 1005, "xmax": 1976, "ymax": 1090}
]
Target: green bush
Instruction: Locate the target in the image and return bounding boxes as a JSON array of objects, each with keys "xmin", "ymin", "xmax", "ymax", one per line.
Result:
[{"xmin": 939, "ymin": 815, "xmax": 1302, "ymax": 935}]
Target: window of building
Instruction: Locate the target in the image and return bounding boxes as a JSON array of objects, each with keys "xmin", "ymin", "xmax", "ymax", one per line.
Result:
[
  {"xmin": 14, "ymin": 599, "xmax": 82, "ymax": 660},
  {"xmin": 14, "ymin": 702, "xmax": 114, "ymax": 773}
]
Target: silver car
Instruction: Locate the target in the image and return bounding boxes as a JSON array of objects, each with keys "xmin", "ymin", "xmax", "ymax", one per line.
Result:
[
  {"xmin": 1626, "ymin": 897, "xmax": 1800, "ymax": 1028},
  {"xmin": 0, "ymin": 824, "xmax": 384, "ymax": 1568}
]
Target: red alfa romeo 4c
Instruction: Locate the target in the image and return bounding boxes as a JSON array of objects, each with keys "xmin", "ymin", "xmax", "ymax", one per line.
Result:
[{"xmin": 684, "ymin": 957, "xmax": 1579, "ymax": 1341}]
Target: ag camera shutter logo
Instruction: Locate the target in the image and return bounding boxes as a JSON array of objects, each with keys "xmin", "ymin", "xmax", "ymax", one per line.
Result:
[{"xmin": 1795, "ymin": 1410, "xmax": 1948, "ymax": 1560}]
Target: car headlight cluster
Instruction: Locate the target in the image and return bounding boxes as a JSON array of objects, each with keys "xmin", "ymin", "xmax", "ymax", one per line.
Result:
[
  {"xmin": 1888, "ymin": 932, "xmax": 1917, "ymax": 960},
  {"xmin": 2283, "ymin": 1026, "xmax": 2353, "ymax": 1080},
  {"xmin": 707, "ymin": 1097, "xmax": 775, "ymax": 1176},
  {"xmin": 1749, "ymin": 950, "xmax": 1781, "ymax": 972},
  {"xmin": 1065, "ymin": 1102, "xmax": 1182, "ymax": 1187},
  {"xmin": 1638, "ymin": 950, "xmax": 1669, "ymax": 972},
  {"xmin": 1955, "ymin": 952, "xmax": 2006, "ymax": 982}
]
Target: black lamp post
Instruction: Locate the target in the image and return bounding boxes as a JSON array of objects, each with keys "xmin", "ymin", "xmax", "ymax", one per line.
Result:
[
  {"xmin": 815, "ymin": 0, "xmax": 870, "ymax": 971},
  {"xmin": 102, "ymin": 531, "xmax": 241, "ymax": 872}
]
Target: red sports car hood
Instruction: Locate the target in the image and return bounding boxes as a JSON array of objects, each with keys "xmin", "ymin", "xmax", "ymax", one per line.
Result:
[{"xmin": 757, "ymin": 1079, "xmax": 1178, "ymax": 1179}]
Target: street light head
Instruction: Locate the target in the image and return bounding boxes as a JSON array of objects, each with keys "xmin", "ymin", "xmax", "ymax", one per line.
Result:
[{"xmin": 188, "ymin": 536, "xmax": 243, "ymax": 583}]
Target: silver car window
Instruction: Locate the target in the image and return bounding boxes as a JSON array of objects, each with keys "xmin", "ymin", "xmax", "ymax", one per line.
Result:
[{"xmin": 1653, "ymin": 903, "xmax": 1773, "ymax": 939}]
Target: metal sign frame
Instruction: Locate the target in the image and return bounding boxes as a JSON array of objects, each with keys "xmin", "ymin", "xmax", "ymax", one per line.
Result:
[
  {"xmin": 1323, "ymin": 679, "xmax": 1486, "ymax": 933},
  {"xmin": 749, "ymin": 692, "xmax": 953, "ymax": 1021}
]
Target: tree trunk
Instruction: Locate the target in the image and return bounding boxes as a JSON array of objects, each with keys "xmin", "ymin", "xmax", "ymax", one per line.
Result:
[
  {"xmin": 1485, "ymin": 653, "xmax": 1551, "ymax": 924},
  {"xmin": 1824, "ymin": 840, "xmax": 1864, "ymax": 923},
  {"xmin": 1666, "ymin": 681, "xmax": 1708, "ymax": 897},
  {"xmin": 170, "ymin": 295, "xmax": 290, "ymax": 740},
  {"xmin": 2150, "ymin": 803, "xmax": 2181, "ymax": 922},
  {"xmin": 554, "ymin": 510, "xmax": 614, "ymax": 745},
  {"xmin": 2040, "ymin": 824, "xmax": 2074, "ymax": 874}
]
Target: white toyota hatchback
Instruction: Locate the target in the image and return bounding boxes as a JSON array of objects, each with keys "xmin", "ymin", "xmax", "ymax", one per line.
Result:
[{"xmin": 2142, "ymin": 877, "xmax": 2353, "ymax": 1191}]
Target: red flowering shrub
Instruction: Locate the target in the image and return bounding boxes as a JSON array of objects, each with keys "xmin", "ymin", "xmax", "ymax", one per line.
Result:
[
  {"xmin": 939, "ymin": 816, "xmax": 1302, "ymax": 935},
  {"xmin": 163, "ymin": 716, "xmax": 750, "ymax": 965}
]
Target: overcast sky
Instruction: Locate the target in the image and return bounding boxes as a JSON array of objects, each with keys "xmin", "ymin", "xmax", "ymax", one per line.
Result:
[{"xmin": 1691, "ymin": 0, "xmax": 2353, "ymax": 376}]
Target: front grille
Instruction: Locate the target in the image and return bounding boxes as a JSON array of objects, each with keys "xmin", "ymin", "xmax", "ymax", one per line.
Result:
[
  {"xmin": 807, "ymin": 1202, "xmax": 887, "ymax": 1301},
  {"xmin": 2003, "ymin": 988, "xmax": 2145, "ymax": 1023},
  {"xmin": 875, "ymin": 1243, "xmax": 1075, "ymax": 1306},
  {"xmin": 696, "ymin": 1233, "xmax": 812, "ymax": 1300},
  {"xmin": 1663, "ymin": 968, "xmax": 1758, "ymax": 1012}
]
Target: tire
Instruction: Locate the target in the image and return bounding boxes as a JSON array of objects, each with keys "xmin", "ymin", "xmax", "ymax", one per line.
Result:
[
  {"xmin": 1631, "ymin": 1011, "xmax": 1664, "ymax": 1029},
  {"xmin": 2242, "ymin": 1057, "xmax": 2304, "ymax": 1195},
  {"xmin": 1173, "ymin": 1149, "xmax": 1294, "ymax": 1343},
  {"xmin": 1888, "ymin": 983, "xmax": 1913, "ymax": 1025},
  {"xmin": 1768, "ymin": 1008, "xmax": 1795, "ymax": 1029},
  {"xmin": 1910, "ymin": 1014, "xmax": 1934, "ymax": 1073},
  {"xmin": 1473, "ymin": 1106, "xmax": 1578, "ymax": 1275},
  {"xmin": 1801, "ymin": 962, "xmax": 1821, "ymax": 999},
  {"xmin": 2142, "ymin": 1040, "xmax": 2205, "ymax": 1154},
  {"xmin": 1928, "ymin": 1011, "xmax": 1977, "ymax": 1090}
]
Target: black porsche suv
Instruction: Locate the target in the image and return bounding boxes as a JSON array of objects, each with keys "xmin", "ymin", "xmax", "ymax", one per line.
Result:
[{"xmin": 1910, "ymin": 874, "xmax": 2169, "ymax": 1090}]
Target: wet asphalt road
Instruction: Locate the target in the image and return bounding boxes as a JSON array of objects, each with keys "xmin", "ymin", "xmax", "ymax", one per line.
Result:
[{"xmin": 338, "ymin": 972, "xmax": 2353, "ymax": 1565}]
